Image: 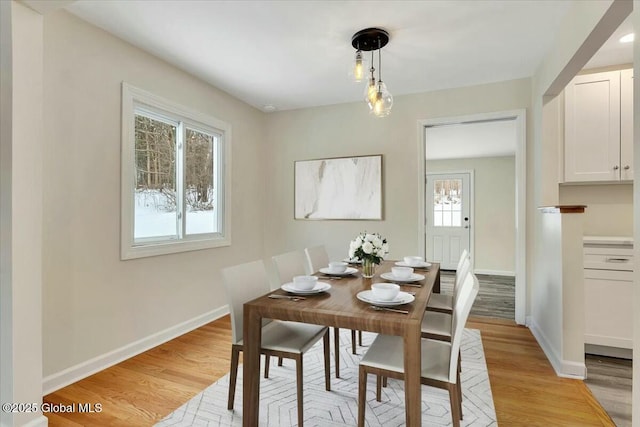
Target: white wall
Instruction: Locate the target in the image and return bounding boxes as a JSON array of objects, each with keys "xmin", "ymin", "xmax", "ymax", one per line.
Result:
[
  {"xmin": 530, "ymin": 0, "xmax": 631, "ymax": 378},
  {"xmin": 0, "ymin": 2, "xmax": 47, "ymax": 426},
  {"xmin": 41, "ymin": 10, "xmax": 267, "ymax": 388},
  {"xmin": 633, "ymin": 2, "xmax": 639, "ymax": 424},
  {"xmin": 426, "ymin": 156, "xmax": 516, "ymax": 275},
  {"xmin": 264, "ymin": 79, "xmax": 531, "ymax": 271},
  {"xmin": 560, "ymin": 184, "xmax": 633, "ymax": 236}
]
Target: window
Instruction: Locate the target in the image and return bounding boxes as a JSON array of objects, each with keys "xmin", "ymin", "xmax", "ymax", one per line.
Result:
[
  {"xmin": 121, "ymin": 83, "xmax": 231, "ymax": 259},
  {"xmin": 433, "ymin": 178, "xmax": 462, "ymax": 227}
]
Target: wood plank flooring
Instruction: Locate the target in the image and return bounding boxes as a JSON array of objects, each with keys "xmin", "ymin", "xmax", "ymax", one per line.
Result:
[
  {"xmin": 585, "ymin": 354, "xmax": 633, "ymax": 427},
  {"xmin": 442, "ymin": 270, "xmax": 633, "ymax": 426},
  {"xmin": 44, "ymin": 313, "xmax": 616, "ymax": 426}
]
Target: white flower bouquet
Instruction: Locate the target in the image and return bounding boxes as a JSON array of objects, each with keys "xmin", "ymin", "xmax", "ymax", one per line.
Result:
[{"xmin": 348, "ymin": 232, "xmax": 389, "ymax": 265}]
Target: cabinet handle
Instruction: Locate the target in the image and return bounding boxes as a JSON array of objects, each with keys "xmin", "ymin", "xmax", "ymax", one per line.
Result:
[
  {"xmin": 605, "ymin": 257, "xmax": 630, "ymax": 263},
  {"xmin": 624, "ymin": 165, "xmax": 630, "ymax": 170},
  {"xmin": 613, "ymin": 165, "xmax": 619, "ymax": 170}
]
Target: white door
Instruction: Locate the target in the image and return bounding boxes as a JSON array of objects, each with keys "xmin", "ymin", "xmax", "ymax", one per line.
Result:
[{"xmin": 425, "ymin": 172, "xmax": 471, "ymax": 270}]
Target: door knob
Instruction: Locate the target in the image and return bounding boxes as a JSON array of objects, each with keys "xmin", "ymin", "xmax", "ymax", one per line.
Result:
[
  {"xmin": 624, "ymin": 165, "xmax": 630, "ymax": 170},
  {"xmin": 613, "ymin": 165, "xmax": 619, "ymax": 170}
]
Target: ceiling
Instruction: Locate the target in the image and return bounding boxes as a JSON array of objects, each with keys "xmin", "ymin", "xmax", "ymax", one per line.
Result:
[
  {"xmin": 60, "ymin": 0, "xmax": 593, "ymax": 113},
  {"xmin": 20, "ymin": 0, "xmax": 626, "ymax": 159}
]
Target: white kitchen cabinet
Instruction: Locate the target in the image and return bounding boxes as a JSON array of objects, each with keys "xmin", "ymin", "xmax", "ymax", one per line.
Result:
[
  {"xmin": 583, "ymin": 237, "xmax": 633, "ymax": 358},
  {"xmin": 564, "ymin": 69, "xmax": 633, "ymax": 183},
  {"xmin": 620, "ymin": 68, "xmax": 634, "ymax": 180}
]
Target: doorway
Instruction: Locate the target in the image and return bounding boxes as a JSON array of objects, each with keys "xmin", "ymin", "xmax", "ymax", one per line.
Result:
[
  {"xmin": 425, "ymin": 172, "xmax": 472, "ymax": 270},
  {"xmin": 418, "ymin": 110, "xmax": 526, "ymax": 325}
]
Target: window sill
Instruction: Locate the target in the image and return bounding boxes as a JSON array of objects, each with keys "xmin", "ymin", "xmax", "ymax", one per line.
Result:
[{"xmin": 121, "ymin": 236, "xmax": 230, "ymax": 260}]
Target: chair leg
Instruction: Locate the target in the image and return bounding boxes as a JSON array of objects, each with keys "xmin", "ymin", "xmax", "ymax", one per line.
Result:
[
  {"xmin": 449, "ymin": 383, "xmax": 461, "ymax": 427},
  {"xmin": 376, "ymin": 375, "xmax": 382, "ymax": 402},
  {"xmin": 278, "ymin": 356, "xmax": 283, "ymax": 366},
  {"xmin": 264, "ymin": 354, "xmax": 270, "ymax": 378},
  {"xmin": 323, "ymin": 329, "xmax": 331, "ymax": 391},
  {"xmin": 334, "ymin": 327, "xmax": 340, "ymax": 378},
  {"xmin": 351, "ymin": 330, "xmax": 357, "ymax": 354},
  {"xmin": 358, "ymin": 366, "xmax": 367, "ymax": 427},
  {"xmin": 457, "ymin": 369, "xmax": 463, "ymax": 418},
  {"xmin": 383, "ymin": 376, "xmax": 388, "ymax": 388},
  {"xmin": 296, "ymin": 355, "xmax": 304, "ymax": 427},
  {"xmin": 358, "ymin": 330, "xmax": 363, "ymax": 346},
  {"xmin": 227, "ymin": 347, "xmax": 240, "ymax": 410}
]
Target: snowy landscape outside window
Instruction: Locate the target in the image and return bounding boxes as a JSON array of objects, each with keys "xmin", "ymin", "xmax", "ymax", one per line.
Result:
[{"xmin": 121, "ymin": 83, "xmax": 231, "ymax": 259}]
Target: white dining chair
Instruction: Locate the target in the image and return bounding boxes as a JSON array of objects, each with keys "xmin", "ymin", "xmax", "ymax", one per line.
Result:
[
  {"xmin": 221, "ymin": 260, "xmax": 331, "ymax": 427},
  {"xmin": 357, "ymin": 271, "xmax": 479, "ymax": 427},
  {"xmin": 427, "ymin": 249, "xmax": 470, "ymax": 314},
  {"xmin": 304, "ymin": 245, "xmax": 363, "ymax": 360},
  {"xmin": 421, "ymin": 253, "xmax": 471, "ymax": 341},
  {"xmin": 273, "ymin": 249, "xmax": 346, "ymax": 377},
  {"xmin": 304, "ymin": 245, "xmax": 330, "ymax": 276}
]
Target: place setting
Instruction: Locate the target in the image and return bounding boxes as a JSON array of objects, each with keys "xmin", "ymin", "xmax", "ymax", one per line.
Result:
[
  {"xmin": 317, "ymin": 261, "xmax": 359, "ymax": 278},
  {"xmin": 357, "ymin": 283, "xmax": 415, "ymax": 314},
  {"xmin": 394, "ymin": 255, "xmax": 432, "ymax": 270},
  {"xmin": 380, "ymin": 266, "xmax": 425, "ymax": 285},
  {"xmin": 278, "ymin": 275, "xmax": 332, "ymax": 297}
]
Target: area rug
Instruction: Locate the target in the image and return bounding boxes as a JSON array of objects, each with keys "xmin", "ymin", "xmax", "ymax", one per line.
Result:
[{"xmin": 156, "ymin": 328, "xmax": 497, "ymax": 426}]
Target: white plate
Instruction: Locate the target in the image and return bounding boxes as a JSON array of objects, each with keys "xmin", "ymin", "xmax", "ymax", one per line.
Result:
[
  {"xmin": 395, "ymin": 261, "xmax": 432, "ymax": 269},
  {"xmin": 357, "ymin": 290, "xmax": 415, "ymax": 307},
  {"xmin": 281, "ymin": 281, "xmax": 331, "ymax": 295},
  {"xmin": 380, "ymin": 272, "xmax": 425, "ymax": 283},
  {"xmin": 343, "ymin": 258, "xmax": 363, "ymax": 265},
  {"xmin": 319, "ymin": 267, "xmax": 358, "ymax": 276}
]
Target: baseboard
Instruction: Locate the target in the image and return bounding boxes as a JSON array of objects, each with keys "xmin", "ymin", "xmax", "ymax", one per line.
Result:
[
  {"xmin": 473, "ymin": 269, "xmax": 515, "ymax": 277},
  {"xmin": 21, "ymin": 415, "xmax": 48, "ymax": 427},
  {"xmin": 42, "ymin": 306, "xmax": 228, "ymax": 395},
  {"xmin": 528, "ymin": 318, "xmax": 585, "ymax": 379}
]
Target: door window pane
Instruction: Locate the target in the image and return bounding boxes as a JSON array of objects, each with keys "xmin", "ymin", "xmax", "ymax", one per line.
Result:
[{"xmin": 433, "ymin": 179, "xmax": 462, "ymax": 227}]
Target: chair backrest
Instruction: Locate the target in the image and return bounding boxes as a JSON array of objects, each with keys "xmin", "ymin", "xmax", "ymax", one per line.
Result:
[
  {"xmin": 221, "ymin": 260, "xmax": 271, "ymax": 344},
  {"xmin": 456, "ymin": 249, "xmax": 470, "ymax": 272},
  {"xmin": 272, "ymin": 250, "xmax": 308, "ymax": 285},
  {"xmin": 453, "ymin": 256, "xmax": 472, "ymax": 296},
  {"xmin": 448, "ymin": 271, "xmax": 479, "ymax": 382},
  {"xmin": 304, "ymin": 245, "xmax": 330, "ymax": 274}
]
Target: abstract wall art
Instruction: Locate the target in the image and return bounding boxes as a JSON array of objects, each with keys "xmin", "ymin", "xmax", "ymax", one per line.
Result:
[{"xmin": 294, "ymin": 155, "xmax": 382, "ymax": 220}]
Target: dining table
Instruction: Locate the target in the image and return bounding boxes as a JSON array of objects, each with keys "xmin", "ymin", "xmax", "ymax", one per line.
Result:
[{"xmin": 242, "ymin": 259, "xmax": 441, "ymax": 426}]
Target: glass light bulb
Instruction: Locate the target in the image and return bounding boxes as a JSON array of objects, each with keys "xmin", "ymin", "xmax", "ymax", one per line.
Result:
[
  {"xmin": 371, "ymin": 81, "xmax": 393, "ymax": 117},
  {"xmin": 364, "ymin": 75, "xmax": 377, "ymax": 110},
  {"xmin": 351, "ymin": 50, "xmax": 366, "ymax": 82}
]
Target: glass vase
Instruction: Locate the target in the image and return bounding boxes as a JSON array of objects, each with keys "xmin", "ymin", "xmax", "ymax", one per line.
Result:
[{"xmin": 362, "ymin": 258, "xmax": 376, "ymax": 278}]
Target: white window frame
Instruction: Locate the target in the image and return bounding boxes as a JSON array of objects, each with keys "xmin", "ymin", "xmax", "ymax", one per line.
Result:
[{"xmin": 121, "ymin": 82, "xmax": 231, "ymax": 260}]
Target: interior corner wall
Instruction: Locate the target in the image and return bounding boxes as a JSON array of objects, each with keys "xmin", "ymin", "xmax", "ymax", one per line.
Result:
[
  {"xmin": 530, "ymin": 0, "xmax": 631, "ymax": 380},
  {"xmin": 632, "ymin": 2, "xmax": 639, "ymax": 424},
  {"xmin": 0, "ymin": 2, "xmax": 14, "ymax": 426},
  {"xmin": 42, "ymin": 10, "xmax": 266, "ymax": 384},
  {"xmin": 3, "ymin": 2, "xmax": 47, "ymax": 426},
  {"xmin": 263, "ymin": 79, "xmax": 531, "ymax": 271},
  {"xmin": 426, "ymin": 156, "xmax": 516, "ymax": 275}
]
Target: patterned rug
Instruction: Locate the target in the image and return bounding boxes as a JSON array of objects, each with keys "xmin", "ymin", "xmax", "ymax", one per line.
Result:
[{"xmin": 156, "ymin": 329, "xmax": 497, "ymax": 426}]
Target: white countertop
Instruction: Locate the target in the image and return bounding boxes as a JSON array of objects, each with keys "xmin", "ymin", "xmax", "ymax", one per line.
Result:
[{"xmin": 583, "ymin": 235, "xmax": 634, "ymax": 246}]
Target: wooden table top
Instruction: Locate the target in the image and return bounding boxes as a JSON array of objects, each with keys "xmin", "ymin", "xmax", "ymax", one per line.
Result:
[{"xmin": 244, "ymin": 260, "xmax": 440, "ymax": 336}]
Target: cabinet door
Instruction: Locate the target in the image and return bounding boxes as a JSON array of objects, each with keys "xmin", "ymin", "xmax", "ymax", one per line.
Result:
[
  {"xmin": 564, "ymin": 71, "xmax": 621, "ymax": 182},
  {"xmin": 620, "ymin": 69, "xmax": 633, "ymax": 180},
  {"xmin": 584, "ymin": 270, "xmax": 633, "ymax": 349}
]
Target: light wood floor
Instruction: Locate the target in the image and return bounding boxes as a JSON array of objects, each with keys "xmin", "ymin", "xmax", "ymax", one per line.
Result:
[{"xmin": 44, "ymin": 314, "xmax": 615, "ymax": 426}]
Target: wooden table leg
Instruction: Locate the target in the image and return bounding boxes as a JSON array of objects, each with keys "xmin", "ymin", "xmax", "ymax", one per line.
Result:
[
  {"xmin": 243, "ymin": 306, "xmax": 261, "ymax": 427},
  {"xmin": 403, "ymin": 321, "xmax": 422, "ymax": 426},
  {"xmin": 433, "ymin": 268, "xmax": 441, "ymax": 294}
]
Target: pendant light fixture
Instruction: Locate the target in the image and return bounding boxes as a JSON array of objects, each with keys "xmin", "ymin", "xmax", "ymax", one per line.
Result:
[{"xmin": 351, "ymin": 28, "xmax": 393, "ymax": 117}]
